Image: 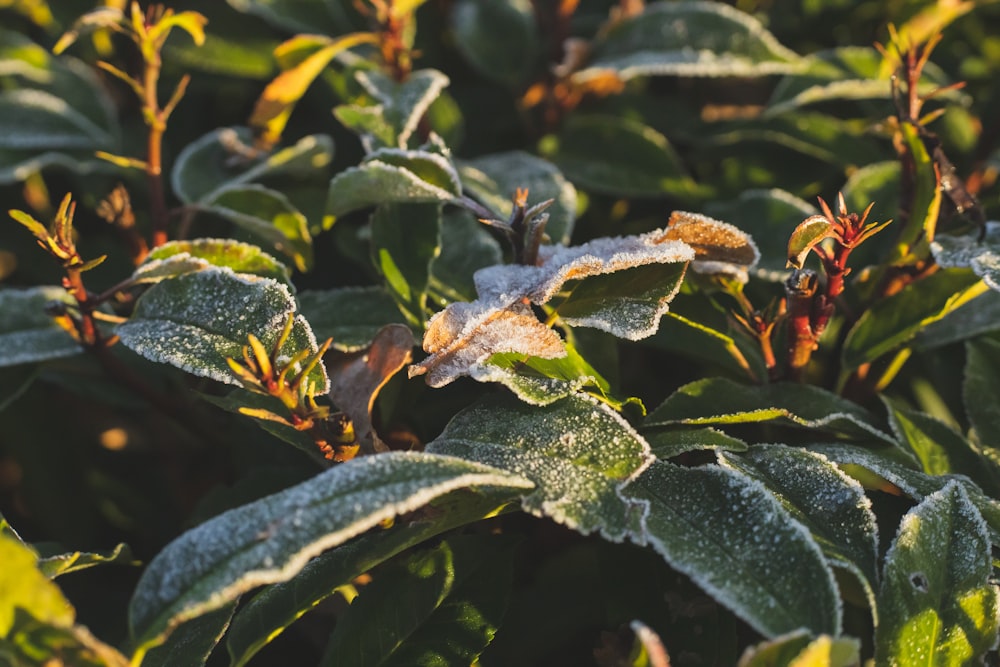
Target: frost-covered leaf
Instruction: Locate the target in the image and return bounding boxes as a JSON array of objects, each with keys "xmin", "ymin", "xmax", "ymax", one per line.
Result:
[
  {"xmin": 623, "ymin": 461, "xmax": 841, "ymax": 638},
  {"xmin": 371, "ymin": 203, "xmax": 441, "ymax": 325},
  {"xmin": 409, "ymin": 301, "xmax": 566, "ymax": 388},
  {"xmin": 884, "ymin": 397, "xmax": 1000, "ymax": 497},
  {"xmin": 808, "ymin": 443, "xmax": 1000, "ymax": 543},
  {"xmin": 133, "ymin": 238, "xmax": 293, "ymax": 288},
  {"xmin": 127, "ymin": 452, "xmax": 533, "ymax": 654},
  {"xmin": 917, "ymin": 290, "xmax": 1000, "ymax": 349},
  {"xmin": 965, "ymin": 337, "xmax": 1000, "ymax": 449},
  {"xmin": 932, "ymin": 222, "xmax": 1000, "ymax": 292},
  {"xmin": 738, "ymin": 631, "xmax": 860, "ymax": 667},
  {"xmin": 841, "ymin": 269, "xmax": 986, "ymax": 373},
  {"xmin": 428, "ymin": 393, "xmax": 654, "ymax": 540},
  {"xmin": 718, "ymin": 445, "xmax": 879, "ymax": 617},
  {"xmin": 0, "ymin": 286, "xmax": 82, "ymax": 367},
  {"xmin": 226, "ymin": 486, "xmax": 519, "ymax": 666},
  {"xmin": 542, "ymin": 114, "xmax": 703, "ymax": 198},
  {"xmin": 335, "ymin": 68, "xmax": 450, "ymax": 150},
  {"xmin": 450, "ymin": 0, "xmax": 538, "ymax": 87},
  {"xmin": 646, "ymin": 377, "xmax": 895, "ymax": 443},
  {"xmin": 459, "ymin": 151, "xmax": 577, "ymax": 245},
  {"xmin": 325, "ymin": 149, "xmax": 461, "ymax": 226},
  {"xmin": 320, "ymin": 535, "xmax": 514, "ymax": 667},
  {"xmin": 662, "ymin": 211, "xmax": 759, "ymax": 281},
  {"xmin": 874, "ymin": 482, "xmax": 999, "ymax": 666},
  {"xmin": 200, "ymin": 185, "xmax": 313, "ymax": 272},
  {"xmin": 139, "ymin": 604, "xmax": 235, "ymax": 667},
  {"xmin": 704, "ymin": 189, "xmax": 818, "ymax": 281},
  {"xmin": 576, "ymin": 1, "xmax": 801, "ymax": 82},
  {"xmin": 38, "ymin": 543, "xmax": 135, "ymax": 579},
  {"xmin": 641, "ymin": 426, "xmax": 748, "ymax": 459},
  {"xmin": 0, "ymin": 89, "xmax": 113, "ymax": 151},
  {"xmin": 297, "ymin": 286, "xmax": 407, "ymax": 352},
  {"xmin": 327, "ymin": 324, "xmax": 414, "ymax": 455},
  {"xmin": 117, "ymin": 268, "xmax": 328, "ymax": 392},
  {"xmin": 171, "ymin": 127, "xmax": 333, "ymax": 204}
]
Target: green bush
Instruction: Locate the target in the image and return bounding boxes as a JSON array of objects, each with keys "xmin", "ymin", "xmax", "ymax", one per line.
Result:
[{"xmin": 3, "ymin": 1, "xmax": 1000, "ymax": 665}]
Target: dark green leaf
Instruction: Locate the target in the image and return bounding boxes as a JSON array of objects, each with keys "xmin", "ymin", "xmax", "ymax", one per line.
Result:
[
  {"xmin": 320, "ymin": 535, "xmax": 515, "ymax": 666},
  {"xmin": 430, "ymin": 210, "xmax": 502, "ymax": 301},
  {"xmin": 641, "ymin": 426, "xmax": 748, "ymax": 459},
  {"xmin": 134, "ymin": 238, "xmax": 293, "ymax": 287},
  {"xmin": 428, "ymin": 393, "xmax": 654, "ymax": 540},
  {"xmin": 622, "ymin": 461, "xmax": 841, "ymax": 637},
  {"xmin": 225, "ymin": 487, "xmax": 521, "ymax": 666},
  {"xmin": 138, "ymin": 604, "xmax": 236, "ymax": 667},
  {"xmin": 884, "ymin": 397, "xmax": 1000, "ymax": 496},
  {"xmin": 719, "ymin": 445, "xmax": 879, "ymax": 616},
  {"xmin": 542, "ymin": 115, "xmax": 704, "ymax": 198},
  {"xmin": 116, "ymin": 269, "xmax": 328, "ymax": 391},
  {"xmin": 370, "ymin": 203, "xmax": 441, "ymax": 325},
  {"xmin": 875, "ymin": 483, "xmax": 999, "ymax": 666},
  {"xmin": 646, "ymin": 377, "xmax": 895, "ymax": 443},
  {"xmin": 739, "ymin": 631, "xmax": 860, "ymax": 667},
  {"xmin": 0, "ymin": 88, "xmax": 112, "ymax": 152},
  {"xmin": 965, "ymin": 337, "xmax": 1000, "ymax": 449},
  {"xmin": 917, "ymin": 290, "xmax": 1000, "ymax": 350},
  {"xmin": 324, "ymin": 149, "xmax": 461, "ymax": 226},
  {"xmin": 0, "ymin": 286, "xmax": 82, "ymax": 367},
  {"xmin": 127, "ymin": 452, "xmax": 533, "ymax": 655},
  {"xmin": 200, "ymin": 186, "xmax": 313, "ymax": 272},
  {"xmin": 224, "ymin": 0, "xmax": 345, "ymax": 36},
  {"xmin": 38, "ymin": 543, "xmax": 135, "ymax": 578},
  {"xmin": 459, "ymin": 151, "xmax": 577, "ymax": 245},
  {"xmin": 297, "ymin": 286, "xmax": 407, "ymax": 352},
  {"xmin": 580, "ymin": 1, "xmax": 800, "ymax": 81},
  {"xmin": 841, "ymin": 269, "xmax": 986, "ymax": 374},
  {"xmin": 450, "ymin": 0, "xmax": 539, "ymax": 87}
]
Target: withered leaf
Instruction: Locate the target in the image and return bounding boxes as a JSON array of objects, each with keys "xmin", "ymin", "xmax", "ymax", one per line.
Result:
[
  {"xmin": 327, "ymin": 324, "xmax": 415, "ymax": 455},
  {"xmin": 662, "ymin": 211, "xmax": 759, "ymax": 280}
]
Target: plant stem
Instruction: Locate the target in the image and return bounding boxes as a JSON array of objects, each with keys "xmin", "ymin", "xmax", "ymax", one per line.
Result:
[{"xmin": 143, "ymin": 53, "xmax": 169, "ymax": 248}]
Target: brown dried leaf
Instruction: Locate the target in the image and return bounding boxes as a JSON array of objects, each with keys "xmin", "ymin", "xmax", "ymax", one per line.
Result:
[
  {"xmin": 662, "ymin": 211, "xmax": 759, "ymax": 280},
  {"xmin": 409, "ymin": 301, "xmax": 566, "ymax": 388},
  {"xmin": 327, "ymin": 324, "xmax": 415, "ymax": 455}
]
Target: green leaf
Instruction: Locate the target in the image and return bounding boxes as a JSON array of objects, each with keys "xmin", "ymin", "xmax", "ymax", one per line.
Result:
[
  {"xmin": 127, "ymin": 452, "xmax": 533, "ymax": 656},
  {"xmin": 198, "ymin": 389, "xmax": 320, "ymax": 459},
  {"xmin": 138, "ymin": 604, "xmax": 236, "ymax": 667},
  {"xmin": 542, "ymin": 114, "xmax": 703, "ymax": 198},
  {"xmin": 0, "ymin": 286, "xmax": 82, "ymax": 367},
  {"xmin": 200, "ymin": 185, "xmax": 313, "ymax": 272},
  {"xmin": 37, "ymin": 543, "xmax": 135, "ymax": 578},
  {"xmin": 225, "ymin": 487, "xmax": 521, "ymax": 666},
  {"xmin": 324, "ymin": 149, "xmax": 461, "ymax": 227},
  {"xmin": 431, "ymin": 210, "xmax": 503, "ymax": 301},
  {"xmin": 134, "ymin": 238, "xmax": 293, "ymax": 288},
  {"xmin": 450, "ymin": 0, "xmax": 539, "ymax": 87},
  {"xmin": 370, "ymin": 202, "xmax": 442, "ymax": 326},
  {"xmin": 786, "ymin": 215, "xmax": 833, "ymax": 270},
  {"xmin": 478, "ymin": 343, "xmax": 617, "ymax": 407},
  {"xmin": 739, "ymin": 631, "xmax": 860, "ymax": 667},
  {"xmin": 704, "ymin": 188, "xmax": 817, "ymax": 281},
  {"xmin": 0, "ymin": 535, "xmax": 73, "ymax": 634},
  {"xmin": 171, "ymin": 127, "xmax": 334, "ymax": 204},
  {"xmin": 641, "ymin": 426, "xmax": 748, "ymax": 459},
  {"xmin": 427, "ymin": 393, "xmax": 654, "ymax": 540},
  {"xmin": 933, "ymin": 222, "xmax": 1000, "ymax": 292},
  {"xmin": 883, "ymin": 398, "xmax": 1000, "ymax": 496},
  {"xmin": 808, "ymin": 443, "xmax": 1000, "ymax": 543},
  {"xmin": 116, "ymin": 269, "xmax": 328, "ymax": 392},
  {"xmin": 965, "ymin": 337, "xmax": 1000, "ymax": 449},
  {"xmin": 0, "ymin": 89, "xmax": 113, "ymax": 151},
  {"xmin": 459, "ymin": 151, "xmax": 577, "ymax": 245},
  {"xmin": 622, "ymin": 461, "xmax": 841, "ymax": 637},
  {"xmin": 225, "ymin": 0, "xmax": 346, "ymax": 35},
  {"xmin": 875, "ymin": 483, "xmax": 999, "ymax": 666},
  {"xmin": 578, "ymin": 1, "xmax": 801, "ymax": 81},
  {"xmin": 718, "ymin": 445, "xmax": 879, "ymax": 619},
  {"xmin": 320, "ymin": 535, "xmax": 515, "ymax": 666},
  {"xmin": 841, "ymin": 269, "xmax": 987, "ymax": 374},
  {"xmin": 335, "ymin": 68, "xmax": 450, "ymax": 149},
  {"xmin": 646, "ymin": 377, "xmax": 895, "ymax": 443},
  {"xmin": 2, "ymin": 609, "xmax": 129, "ymax": 667},
  {"xmin": 890, "ymin": 122, "xmax": 942, "ymax": 265},
  {"xmin": 297, "ymin": 286, "xmax": 407, "ymax": 352},
  {"xmin": 917, "ymin": 290, "xmax": 1000, "ymax": 350}
]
